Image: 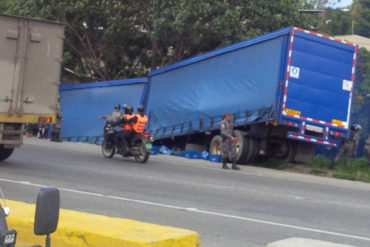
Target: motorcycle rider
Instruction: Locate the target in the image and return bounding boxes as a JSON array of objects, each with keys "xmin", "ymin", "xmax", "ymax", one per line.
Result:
[
  {"xmin": 110, "ymin": 104, "xmax": 137, "ymax": 154},
  {"xmin": 100, "ymin": 104, "xmax": 122, "ymax": 122}
]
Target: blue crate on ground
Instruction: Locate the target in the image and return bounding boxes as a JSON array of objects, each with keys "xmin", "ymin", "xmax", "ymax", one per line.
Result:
[
  {"xmin": 208, "ymin": 154, "xmax": 222, "ymax": 163},
  {"xmin": 201, "ymin": 151, "xmax": 210, "ymax": 160},
  {"xmin": 150, "ymin": 145, "xmax": 160, "ymax": 155},
  {"xmin": 159, "ymin": 145, "xmax": 172, "ymax": 155},
  {"xmin": 183, "ymin": 151, "xmax": 201, "ymax": 159}
]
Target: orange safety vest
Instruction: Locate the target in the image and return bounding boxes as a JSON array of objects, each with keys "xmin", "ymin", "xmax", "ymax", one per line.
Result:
[
  {"xmin": 132, "ymin": 114, "xmax": 148, "ymax": 133},
  {"xmin": 124, "ymin": 113, "xmax": 135, "ymax": 130}
]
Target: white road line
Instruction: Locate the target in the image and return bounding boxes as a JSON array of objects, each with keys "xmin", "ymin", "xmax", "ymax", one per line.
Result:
[{"xmin": 1, "ymin": 177, "xmax": 370, "ymax": 242}]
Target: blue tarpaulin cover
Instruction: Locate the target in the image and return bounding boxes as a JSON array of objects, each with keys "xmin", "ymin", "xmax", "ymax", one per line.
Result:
[
  {"xmin": 146, "ymin": 28, "xmax": 290, "ymax": 140},
  {"xmin": 59, "ymin": 78, "xmax": 147, "ymax": 142}
]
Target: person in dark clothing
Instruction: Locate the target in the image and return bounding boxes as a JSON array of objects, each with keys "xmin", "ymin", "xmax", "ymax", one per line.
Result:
[
  {"xmin": 364, "ymin": 134, "xmax": 370, "ymax": 166},
  {"xmin": 333, "ymin": 124, "xmax": 361, "ymax": 166},
  {"xmin": 100, "ymin": 104, "xmax": 123, "ymax": 122},
  {"xmin": 110, "ymin": 104, "xmax": 137, "ymax": 154},
  {"xmin": 220, "ymin": 112, "xmax": 240, "ymax": 170},
  {"xmin": 51, "ymin": 96, "xmax": 63, "ymax": 142}
]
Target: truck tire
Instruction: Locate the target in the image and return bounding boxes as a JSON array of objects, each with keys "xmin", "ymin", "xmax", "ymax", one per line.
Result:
[
  {"xmin": 235, "ymin": 131, "xmax": 259, "ymax": 164},
  {"xmin": 285, "ymin": 140, "xmax": 297, "ymax": 163},
  {"xmin": 209, "ymin": 135, "xmax": 222, "ymax": 155},
  {"xmin": 270, "ymin": 139, "xmax": 296, "ymax": 162},
  {"xmin": 210, "ymin": 132, "xmax": 259, "ymax": 164},
  {"xmin": 0, "ymin": 145, "xmax": 14, "ymax": 161}
]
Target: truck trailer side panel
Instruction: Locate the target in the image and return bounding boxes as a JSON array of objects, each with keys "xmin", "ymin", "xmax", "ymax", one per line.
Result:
[
  {"xmin": 146, "ymin": 28, "xmax": 290, "ymax": 140},
  {"xmin": 59, "ymin": 78, "xmax": 148, "ymax": 142}
]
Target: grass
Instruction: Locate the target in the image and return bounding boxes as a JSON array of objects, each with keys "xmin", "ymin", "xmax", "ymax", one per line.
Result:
[{"xmin": 305, "ymin": 155, "xmax": 370, "ymax": 183}]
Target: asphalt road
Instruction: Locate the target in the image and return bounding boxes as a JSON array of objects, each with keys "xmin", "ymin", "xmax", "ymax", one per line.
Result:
[{"xmin": 1, "ymin": 137, "xmax": 370, "ymax": 247}]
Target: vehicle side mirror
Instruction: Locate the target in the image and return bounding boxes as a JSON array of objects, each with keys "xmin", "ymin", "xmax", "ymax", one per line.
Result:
[{"xmin": 34, "ymin": 187, "xmax": 59, "ymax": 247}]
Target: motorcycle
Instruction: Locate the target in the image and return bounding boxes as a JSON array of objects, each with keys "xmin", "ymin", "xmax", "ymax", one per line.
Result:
[
  {"xmin": 101, "ymin": 120, "xmax": 152, "ymax": 163},
  {"xmin": 0, "ymin": 186, "xmax": 59, "ymax": 247}
]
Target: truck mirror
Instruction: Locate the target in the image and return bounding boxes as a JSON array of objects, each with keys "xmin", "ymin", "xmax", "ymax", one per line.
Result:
[{"xmin": 34, "ymin": 187, "xmax": 59, "ymax": 236}]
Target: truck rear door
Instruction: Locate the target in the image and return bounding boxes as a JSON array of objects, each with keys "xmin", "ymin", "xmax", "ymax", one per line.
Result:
[
  {"xmin": 0, "ymin": 15, "xmax": 19, "ymax": 114},
  {"xmin": 0, "ymin": 15, "xmax": 64, "ymax": 117},
  {"xmin": 18, "ymin": 18, "xmax": 64, "ymax": 116},
  {"xmin": 281, "ymin": 27, "xmax": 358, "ymax": 146}
]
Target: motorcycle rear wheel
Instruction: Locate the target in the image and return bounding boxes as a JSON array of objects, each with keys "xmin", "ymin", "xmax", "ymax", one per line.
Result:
[
  {"xmin": 134, "ymin": 140, "xmax": 149, "ymax": 163},
  {"xmin": 102, "ymin": 139, "xmax": 115, "ymax": 158}
]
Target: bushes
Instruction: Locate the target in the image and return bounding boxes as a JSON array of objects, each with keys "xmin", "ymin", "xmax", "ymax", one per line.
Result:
[{"xmin": 309, "ymin": 155, "xmax": 370, "ymax": 182}]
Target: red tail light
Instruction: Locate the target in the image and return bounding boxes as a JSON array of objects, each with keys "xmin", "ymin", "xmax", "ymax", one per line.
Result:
[
  {"xmin": 39, "ymin": 117, "xmax": 52, "ymax": 124},
  {"xmin": 142, "ymin": 133, "xmax": 150, "ymax": 138}
]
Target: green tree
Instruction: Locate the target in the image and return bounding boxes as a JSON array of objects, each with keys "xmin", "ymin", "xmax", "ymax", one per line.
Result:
[
  {"xmin": 5, "ymin": 0, "xmax": 309, "ymax": 83},
  {"xmin": 353, "ymin": 48, "xmax": 370, "ymax": 137},
  {"xmin": 353, "ymin": 0, "xmax": 370, "ymax": 37}
]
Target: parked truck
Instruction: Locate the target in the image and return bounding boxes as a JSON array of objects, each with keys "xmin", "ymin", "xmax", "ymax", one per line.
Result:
[
  {"xmin": 0, "ymin": 14, "xmax": 64, "ymax": 161},
  {"xmin": 144, "ymin": 27, "xmax": 358, "ymax": 163}
]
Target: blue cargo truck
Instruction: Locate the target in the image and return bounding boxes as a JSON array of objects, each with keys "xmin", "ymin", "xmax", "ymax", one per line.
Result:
[
  {"xmin": 144, "ymin": 27, "xmax": 358, "ymax": 163},
  {"xmin": 59, "ymin": 78, "xmax": 147, "ymax": 143}
]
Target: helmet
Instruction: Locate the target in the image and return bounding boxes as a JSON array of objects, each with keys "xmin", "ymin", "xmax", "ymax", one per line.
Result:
[
  {"xmin": 351, "ymin": 124, "xmax": 361, "ymax": 131},
  {"xmin": 114, "ymin": 104, "xmax": 121, "ymax": 110},
  {"xmin": 137, "ymin": 105, "xmax": 145, "ymax": 113},
  {"xmin": 123, "ymin": 104, "xmax": 133, "ymax": 114}
]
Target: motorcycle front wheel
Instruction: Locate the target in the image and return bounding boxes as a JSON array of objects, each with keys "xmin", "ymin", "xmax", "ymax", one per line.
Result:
[{"xmin": 102, "ymin": 139, "xmax": 115, "ymax": 158}]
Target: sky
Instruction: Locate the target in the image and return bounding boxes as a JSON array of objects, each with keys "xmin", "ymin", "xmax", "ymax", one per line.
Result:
[{"xmin": 328, "ymin": 0, "xmax": 353, "ymax": 8}]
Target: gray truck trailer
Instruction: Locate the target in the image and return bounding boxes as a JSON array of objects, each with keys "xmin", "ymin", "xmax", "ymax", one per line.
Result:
[{"xmin": 0, "ymin": 14, "xmax": 64, "ymax": 161}]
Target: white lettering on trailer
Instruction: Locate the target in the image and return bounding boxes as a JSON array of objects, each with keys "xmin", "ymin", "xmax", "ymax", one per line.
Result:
[
  {"xmin": 342, "ymin": 80, "xmax": 352, "ymax": 91},
  {"xmin": 290, "ymin": 66, "xmax": 300, "ymax": 79}
]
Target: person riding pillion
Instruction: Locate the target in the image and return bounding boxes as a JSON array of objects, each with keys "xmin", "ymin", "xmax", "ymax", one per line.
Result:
[
  {"xmin": 110, "ymin": 104, "xmax": 137, "ymax": 154},
  {"xmin": 132, "ymin": 105, "xmax": 149, "ymax": 134}
]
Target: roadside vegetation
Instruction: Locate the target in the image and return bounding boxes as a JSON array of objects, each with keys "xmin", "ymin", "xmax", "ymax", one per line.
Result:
[{"xmin": 265, "ymin": 156, "xmax": 370, "ymax": 183}]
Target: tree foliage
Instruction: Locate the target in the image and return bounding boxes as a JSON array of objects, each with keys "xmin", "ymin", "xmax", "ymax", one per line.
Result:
[
  {"xmin": 5, "ymin": 0, "xmax": 307, "ymax": 83},
  {"xmin": 353, "ymin": 0, "xmax": 370, "ymax": 37}
]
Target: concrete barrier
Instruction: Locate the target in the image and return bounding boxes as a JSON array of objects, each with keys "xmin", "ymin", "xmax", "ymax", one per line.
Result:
[
  {"xmin": 6, "ymin": 200, "xmax": 200, "ymax": 247},
  {"xmin": 267, "ymin": 237, "xmax": 357, "ymax": 247}
]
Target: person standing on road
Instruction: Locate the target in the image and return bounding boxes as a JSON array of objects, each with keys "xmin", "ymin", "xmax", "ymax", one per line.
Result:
[
  {"xmin": 220, "ymin": 113, "xmax": 240, "ymax": 170},
  {"xmin": 51, "ymin": 95, "xmax": 63, "ymax": 142},
  {"xmin": 364, "ymin": 134, "xmax": 370, "ymax": 166},
  {"xmin": 333, "ymin": 124, "xmax": 361, "ymax": 166}
]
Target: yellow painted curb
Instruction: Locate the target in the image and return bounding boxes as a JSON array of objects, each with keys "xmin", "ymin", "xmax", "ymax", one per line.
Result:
[{"xmin": 6, "ymin": 200, "xmax": 200, "ymax": 247}]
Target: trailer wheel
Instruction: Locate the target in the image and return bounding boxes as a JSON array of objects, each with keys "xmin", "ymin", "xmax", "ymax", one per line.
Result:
[
  {"xmin": 235, "ymin": 131, "xmax": 258, "ymax": 164},
  {"xmin": 0, "ymin": 145, "xmax": 14, "ymax": 161},
  {"xmin": 270, "ymin": 139, "xmax": 296, "ymax": 162},
  {"xmin": 209, "ymin": 135, "xmax": 222, "ymax": 155},
  {"xmin": 285, "ymin": 141, "xmax": 298, "ymax": 163}
]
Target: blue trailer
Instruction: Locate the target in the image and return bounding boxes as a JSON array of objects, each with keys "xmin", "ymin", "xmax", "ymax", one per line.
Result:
[
  {"xmin": 144, "ymin": 27, "xmax": 358, "ymax": 163},
  {"xmin": 59, "ymin": 78, "xmax": 147, "ymax": 143}
]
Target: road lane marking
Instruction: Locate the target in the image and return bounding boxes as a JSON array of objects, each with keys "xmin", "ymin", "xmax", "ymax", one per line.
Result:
[{"xmin": 1, "ymin": 177, "xmax": 370, "ymax": 242}]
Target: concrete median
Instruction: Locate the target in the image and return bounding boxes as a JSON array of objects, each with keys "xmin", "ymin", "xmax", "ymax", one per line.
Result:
[{"xmin": 6, "ymin": 200, "xmax": 200, "ymax": 247}]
